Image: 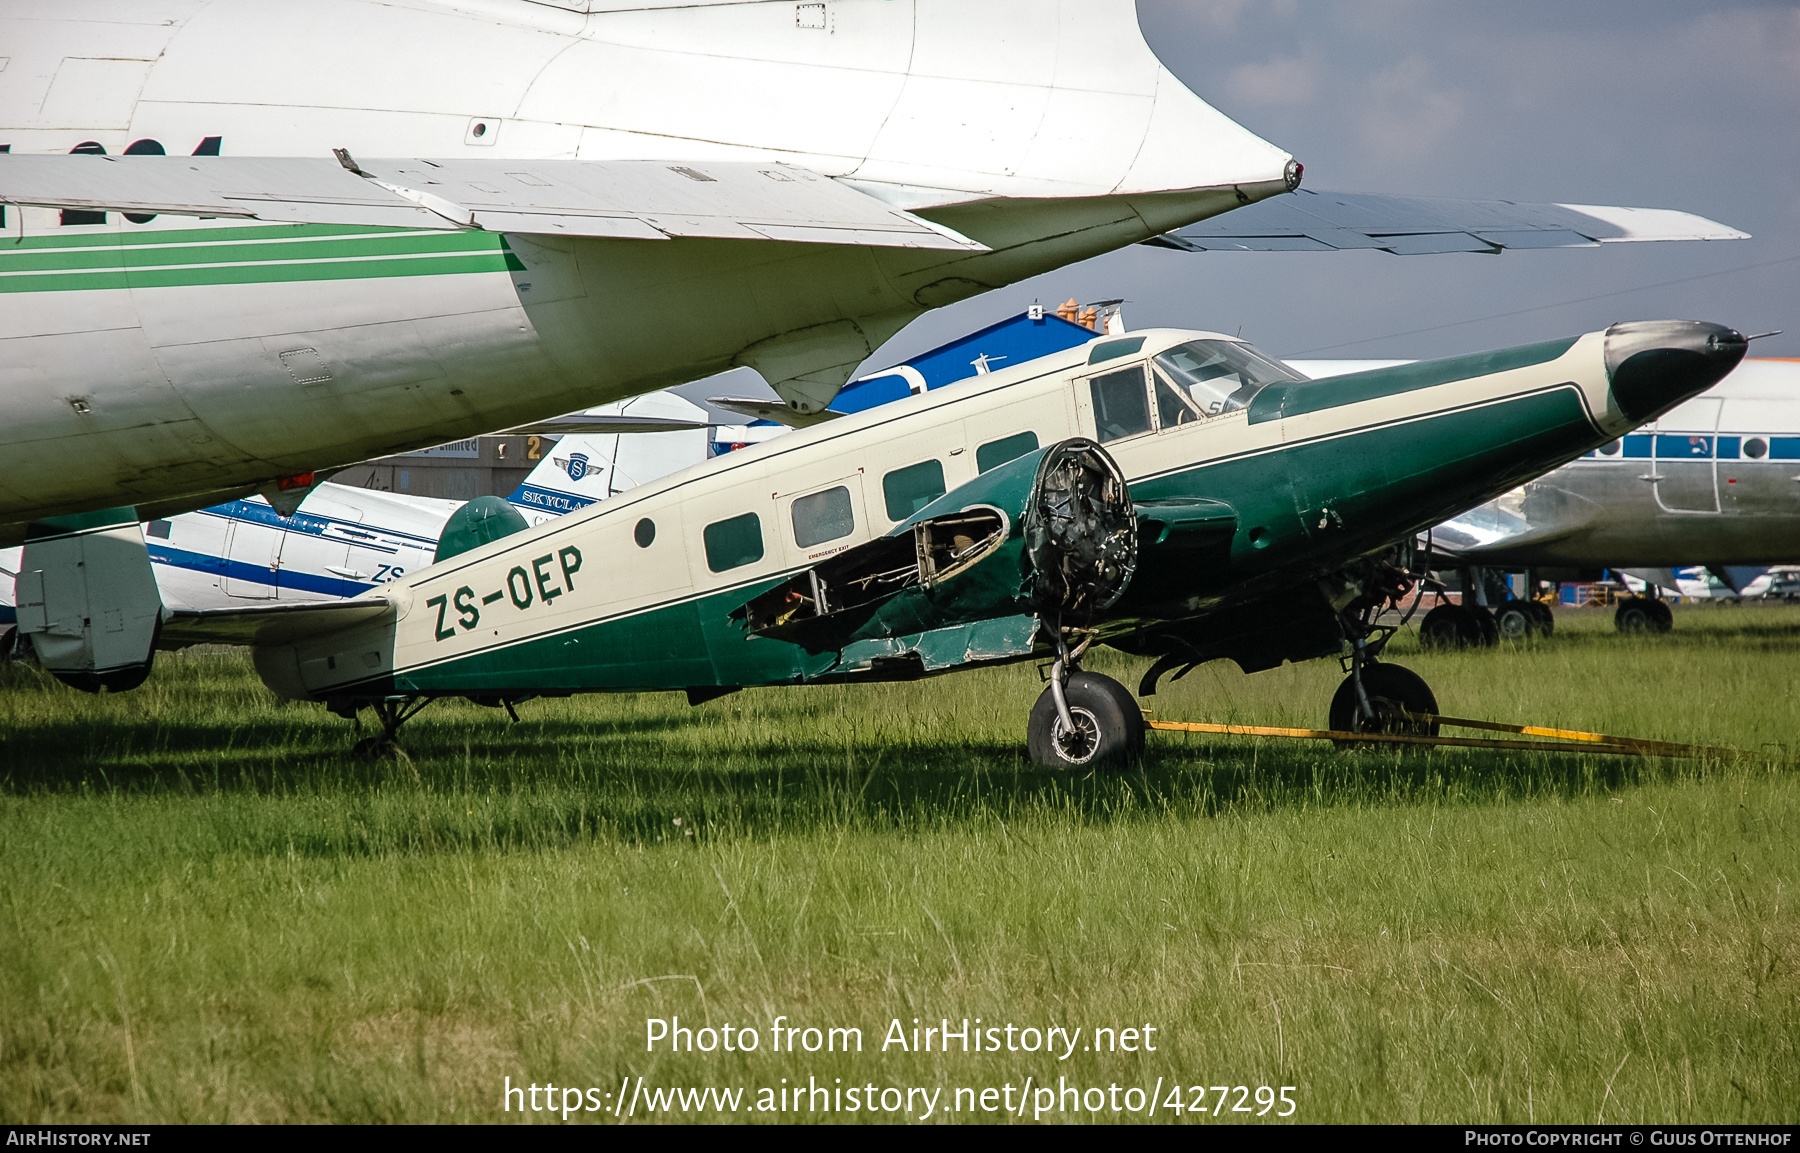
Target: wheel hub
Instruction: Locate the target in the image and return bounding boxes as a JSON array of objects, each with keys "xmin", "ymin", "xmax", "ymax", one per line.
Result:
[{"xmin": 1052, "ymin": 706, "xmax": 1103, "ymax": 764}]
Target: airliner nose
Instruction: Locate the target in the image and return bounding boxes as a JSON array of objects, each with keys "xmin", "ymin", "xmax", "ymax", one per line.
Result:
[{"xmin": 1605, "ymin": 320, "xmax": 1748, "ymax": 422}]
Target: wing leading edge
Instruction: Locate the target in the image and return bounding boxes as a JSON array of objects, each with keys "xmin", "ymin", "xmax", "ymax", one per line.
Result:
[
  {"xmin": 1148, "ymin": 188, "xmax": 1747, "ymax": 254},
  {"xmin": 0, "ymin": 155, "xmax": 987, "ymax": 251}
]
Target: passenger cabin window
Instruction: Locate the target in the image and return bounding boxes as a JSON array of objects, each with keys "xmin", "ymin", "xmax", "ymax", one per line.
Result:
[
  {"xmin": 792, "ymin": 486, "xmax": 855, "ymax": 548},
  {"xmin": 703, "ymin": 512, "xmax": 764, "ymax": 573},
  {"xmin": 1088, "ymin": 365, "xmax": 1152, "ymax": 443},
  {"xmin": 1153, "ymin": 339, "xmax": 1305, "ymax": 417},
  {"xmin": 883, "ymin": 460, "xmax": 946, "ymax": 522},
  {"xmin": 976, "ymin": 431, "xmax": 1039, "ymax": 474}
]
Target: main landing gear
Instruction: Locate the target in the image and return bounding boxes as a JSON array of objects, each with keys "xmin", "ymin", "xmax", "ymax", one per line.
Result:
[
  {"xmin": 1419, "ymin": 564, "xmax": 1555, "ymax": 649},
  {"xmin": 1022, "ymin": 439, "xmax": 1144, "ymax": 769},
  {"xmin": 1494, "ymin": 599, "xmax": 1555, "ymax": 640},
  {"xmin": 1028, "ymin": 629, "xmax": 1145, "ymax": 768},
  {"xmin": 1615, "ymin": 596, "xmax": 1673, "ymax": 634},
  {"xmin": 1329, "ymin": 557, "xmax": 1440, "ymax": 740},
  {"xmin": 1329, "ymin": 661, "xmax": 1439, "ymax": 739},
  {"xmin": 1419, "ymin": 599, "xmax": 1553, "ymax": 648}
]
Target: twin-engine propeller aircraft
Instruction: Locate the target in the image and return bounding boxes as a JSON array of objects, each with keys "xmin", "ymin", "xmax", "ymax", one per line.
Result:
[
  {"xmin": 0, "ymin": 0, "xmax": 1748, "ymax": 690},
  {"xmin": 153, "ymin": 318, "xmax": 1746, "ymax": 763}
]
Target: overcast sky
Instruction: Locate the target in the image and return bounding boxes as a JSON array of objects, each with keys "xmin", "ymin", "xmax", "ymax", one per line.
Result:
[{"xmin": 863, "ymin": 0, "xmax": 1800, "ymax": 369}]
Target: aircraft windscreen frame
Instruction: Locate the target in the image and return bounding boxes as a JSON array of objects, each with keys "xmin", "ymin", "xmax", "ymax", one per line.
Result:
[{"xmin": 1152, "ymin": 340, "xmax": 1309, "ymax": 417}]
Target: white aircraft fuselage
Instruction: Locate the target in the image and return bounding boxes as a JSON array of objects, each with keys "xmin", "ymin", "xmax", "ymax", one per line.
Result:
[{"xmin": 0, "ymin": 0, "xmax": 1296, "ymax": 542}]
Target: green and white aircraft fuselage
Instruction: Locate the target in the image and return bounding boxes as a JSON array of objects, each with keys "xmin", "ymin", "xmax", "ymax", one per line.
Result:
[{"xmin": 218, "ymin": 318, "xmax": 1745, "ymax": 755}]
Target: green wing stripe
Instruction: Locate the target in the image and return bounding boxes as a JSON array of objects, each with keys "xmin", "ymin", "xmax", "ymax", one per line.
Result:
[
  {"xmin": 0, "ymin": 252, "xmax": 523, "ymax": 293},
  {"xmin": 0, "ymin": 223, "xmax": 523, "ymax": 291},
  {"xmin": 0, "ymin": 222, "xmax": 447, "ymax": 251},
  {"xmin": 0, "ymin": 232, "xmax": 498, "ymax": 272}
]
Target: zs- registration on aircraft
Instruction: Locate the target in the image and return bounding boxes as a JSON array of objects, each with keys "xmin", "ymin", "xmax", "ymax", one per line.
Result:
[{"xmin": 0, "ymin": 0, "xmax": 1747, "ymax": 691}]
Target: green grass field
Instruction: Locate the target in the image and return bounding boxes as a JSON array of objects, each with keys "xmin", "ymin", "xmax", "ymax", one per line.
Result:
[{"xmin": 2, "ymin": 604, "xmax": 1795, "ymax": 1124}]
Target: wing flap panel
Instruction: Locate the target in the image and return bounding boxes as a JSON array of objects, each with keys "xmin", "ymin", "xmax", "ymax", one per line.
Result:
[{"xmin": 0, "ymin": 156, "xmax": 987, "ymax": 250}]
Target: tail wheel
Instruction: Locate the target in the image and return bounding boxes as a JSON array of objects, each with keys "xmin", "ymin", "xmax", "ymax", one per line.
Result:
[
  {"xmin": 1027, "ymin": 671, "xmax": 1145, "ymax": 768},
  {"xmin": 1329, "ymin": 662, "xmax": 1440, "ymax": 738}
]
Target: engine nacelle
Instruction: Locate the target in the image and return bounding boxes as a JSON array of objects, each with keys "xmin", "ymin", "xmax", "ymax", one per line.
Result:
[
  {"xmin": 736, "ymin": 439, "xmax": 1137, "ymax": 654},
  {"xmin": 14, "ymin": 508, "xmax": 162, "ymax": 693}
]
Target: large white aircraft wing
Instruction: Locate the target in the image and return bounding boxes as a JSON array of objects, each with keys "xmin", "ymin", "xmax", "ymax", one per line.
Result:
[
  {"xmin": 0, "ymin": 154, "xmax": 987, "ymax": 251},
  {"xmin": 1148, "ymin": 188, "xmax": 1747, "ymax": 254}
]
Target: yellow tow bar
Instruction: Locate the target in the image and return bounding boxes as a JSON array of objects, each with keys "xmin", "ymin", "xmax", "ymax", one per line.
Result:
[{"xmin": 1144, "ymin": 711, "xmax": 1740, "ymax": 760}]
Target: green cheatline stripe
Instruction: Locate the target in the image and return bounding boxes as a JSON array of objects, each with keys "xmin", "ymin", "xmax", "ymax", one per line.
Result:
[
  {"xmin": 0, "ymin": 221, "xmax": 436, "ymax": 251},
  {"xmin": 0, "ymin": 251, "xmax": 525, "ymax": 293},
  {"xmin": 0, "ymin": 230, "xmax": 500, "ymax": 272}
]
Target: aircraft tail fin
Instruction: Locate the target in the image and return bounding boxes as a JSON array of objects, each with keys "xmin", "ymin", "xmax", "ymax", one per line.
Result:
[{"xmin": 506, "ymin": 394, "xmax": 711, "ymax": 520}]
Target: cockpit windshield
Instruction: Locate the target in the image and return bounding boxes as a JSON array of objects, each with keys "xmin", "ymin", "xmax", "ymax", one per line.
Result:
[{"xmin": 1152, "ymin": 339, "xmax": 1308, "ymax": 417}]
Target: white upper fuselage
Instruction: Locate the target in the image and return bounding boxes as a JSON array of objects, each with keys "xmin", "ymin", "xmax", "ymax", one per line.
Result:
[{"xmin": 0, "ymin": 0, "xmax": 1294, "ymax": 541}]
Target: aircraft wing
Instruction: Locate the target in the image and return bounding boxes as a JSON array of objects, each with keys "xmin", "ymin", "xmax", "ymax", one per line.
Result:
[
  {"xmin": 707, "ymin": 397, "xmax": 843, "ymax": 428},
  {"xmin": 160, "ymin": 598, "xmax": 394, "ymax": 648},
  {"xmin": 0, "ymin": 154, "xmax": 987, "ymax": 251},
  {"xmin": 499, "ymin": 414, "xmax": 715, "ymax": 435},
  {"xmin": 1148, "ymin": 188, "xmax": 1747, "ymax": 254}
]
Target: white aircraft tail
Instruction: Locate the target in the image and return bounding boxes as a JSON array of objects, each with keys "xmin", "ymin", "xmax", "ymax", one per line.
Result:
[{"xmin": 508, "ymin": 394, "xmax": 711, "ymax": 522}]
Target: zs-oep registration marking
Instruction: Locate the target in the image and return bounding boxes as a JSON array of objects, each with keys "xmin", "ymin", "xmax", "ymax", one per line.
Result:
[{"xmin": 426, "ymin": 546, "xmax": 583, "ymax": 641}]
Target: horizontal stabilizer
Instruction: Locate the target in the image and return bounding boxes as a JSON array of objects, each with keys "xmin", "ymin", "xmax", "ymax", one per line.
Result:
[
  {"xmin": 1149, "ymin": 189, "xmax": 1747, "ymax": 255},
  {"xmin": 707, "ymin": 397, "xmax": 843, "ymax": 428},
  {"xmin": 161, "ymin": 597, "xmax": 393, "ymax": 648},
  {"xmin": 0, "ymin": 155, "xmax": 987, "ymax": 251}
]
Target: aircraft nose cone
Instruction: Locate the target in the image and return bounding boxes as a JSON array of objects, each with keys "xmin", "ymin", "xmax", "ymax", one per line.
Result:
[{"xmin": 1605, "ymin": 320, "xmax": 1748, "ymax": 422}]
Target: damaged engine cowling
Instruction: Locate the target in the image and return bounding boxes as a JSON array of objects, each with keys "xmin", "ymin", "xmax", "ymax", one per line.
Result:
[
  {"xmin": 1022, "ymin": 438, "xmax": 1137, "ymax": 622},
  {"xmin": 737, "ymin": 438, "xmax": 1138, "ymax": 653}
]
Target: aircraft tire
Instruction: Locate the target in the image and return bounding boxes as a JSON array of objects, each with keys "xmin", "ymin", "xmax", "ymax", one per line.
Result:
[
  {"xmin": 1616, "ymin": 598, "xmax": 1657, "ymax": 634},
  {"xmin": 1328, "ymin": 663, "xmax": 1440, "ymax": 739},
  {"xmin": 1493, "ymin": 603, "xmax": 1537, "ymax": 640},
  {"xmin": 1526, "ymin": 601, "xmax": 1556, "ymax": 634},
  {"xmin": 1419, "ymin": 604, "xmax": 1488, "ymax": 649},
  {"xmin": 1027, "ymin": 671, "xmax": 1145, "ymax": 769},
  {"xmin": 1648, "ymin": 599, "xmax": 1674, "ymax": 633}
]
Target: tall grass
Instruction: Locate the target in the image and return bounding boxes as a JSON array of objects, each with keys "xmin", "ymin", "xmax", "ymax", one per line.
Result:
[{"xmin": 1, "ymin": 605, "xmax": 1794, "ymax": 1123}]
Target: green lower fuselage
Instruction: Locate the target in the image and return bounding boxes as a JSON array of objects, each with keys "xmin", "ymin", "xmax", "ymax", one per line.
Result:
[{"xmin": 253, "ymin": 323, "xmax": 1741, "ymax": 703}]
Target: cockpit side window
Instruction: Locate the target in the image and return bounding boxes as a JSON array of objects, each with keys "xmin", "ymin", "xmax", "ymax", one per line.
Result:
[
  {"xmin": 1088, "ymin": 365, "xmax": 1152, "ymax": 443},
  {"xmin": 1153, "ymin": 339, "xmax": 1306, "ymax": 417},
  {"xmin": 1152, "ymin": 370, "xmax": 1202, "ymax": 430}
]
